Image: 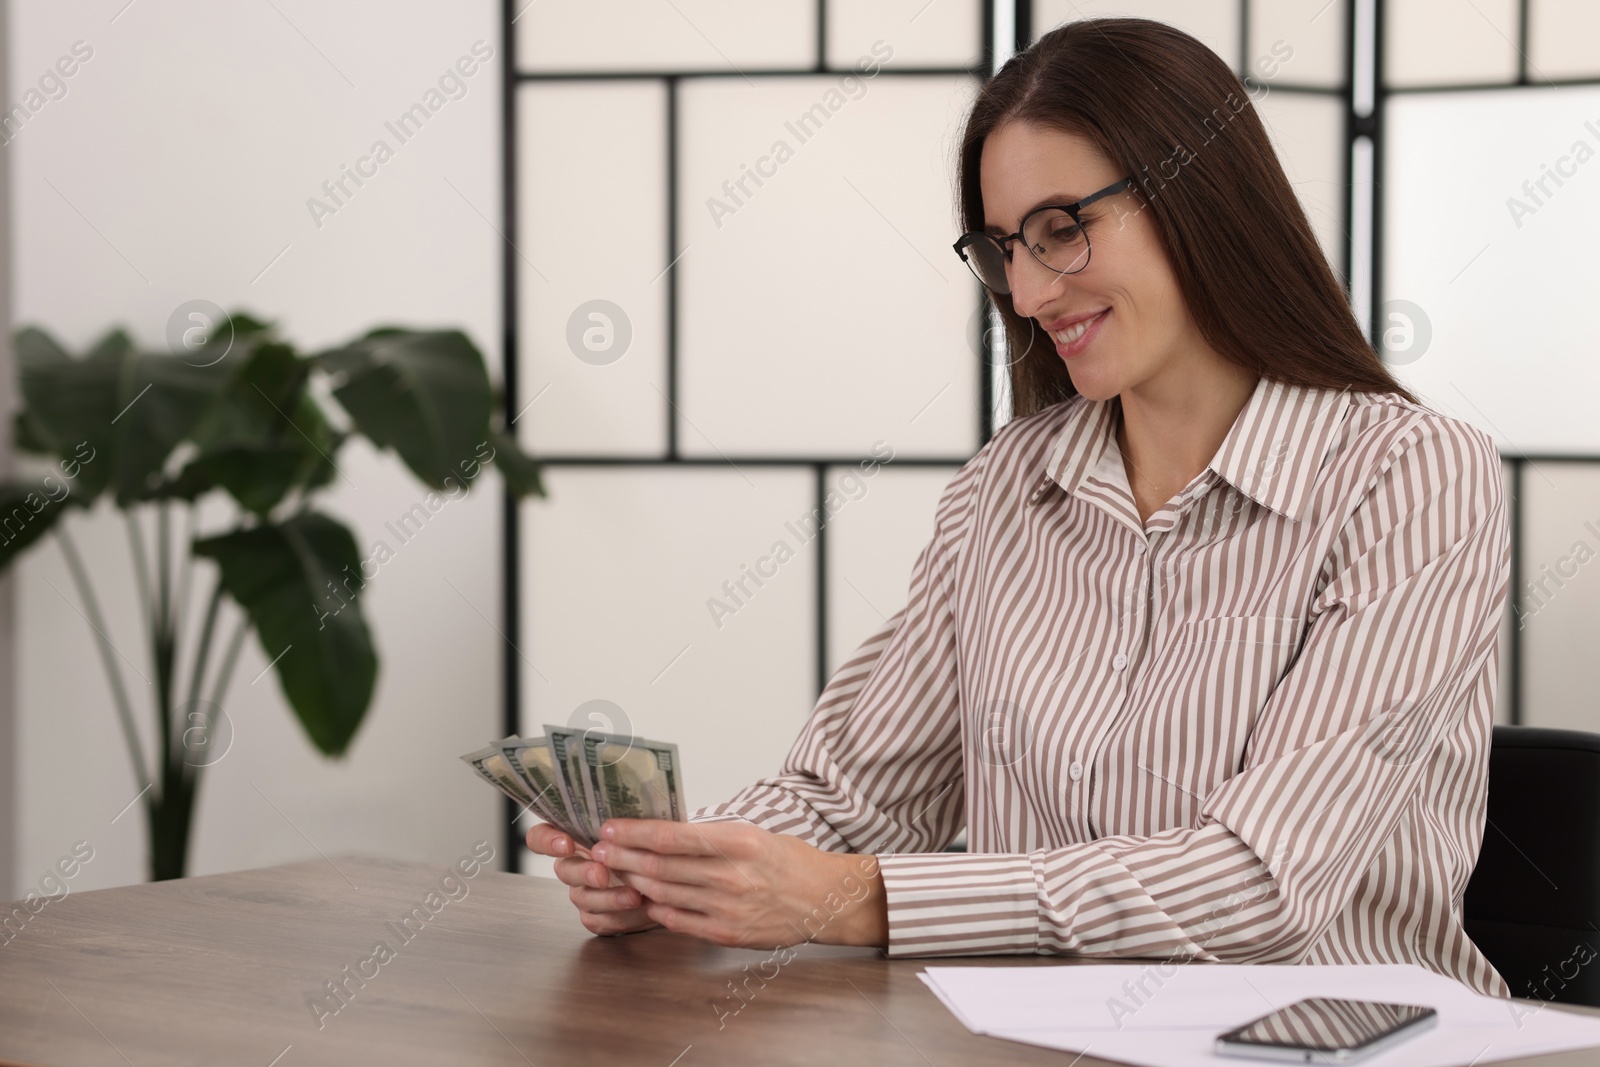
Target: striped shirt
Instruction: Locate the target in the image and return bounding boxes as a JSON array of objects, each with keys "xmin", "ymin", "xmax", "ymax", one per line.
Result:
[{"xmin": 694, "ymin": 375, "xmax": 1513, "ymax": 997}]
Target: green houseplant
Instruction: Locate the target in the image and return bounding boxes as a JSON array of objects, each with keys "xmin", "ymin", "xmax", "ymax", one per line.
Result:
[{"xmin": 0, "ymin": 312, "xmax": 543, "ymax": 880}]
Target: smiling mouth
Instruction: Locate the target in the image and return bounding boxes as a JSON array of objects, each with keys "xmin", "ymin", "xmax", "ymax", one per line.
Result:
[{"xmin": 1049, "ymin": 310, "xmax": 1108, "ymax": 345}]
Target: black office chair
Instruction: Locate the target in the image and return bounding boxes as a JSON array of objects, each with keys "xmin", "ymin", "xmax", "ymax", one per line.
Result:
[{"xmin": 1464, "ymin": 725, "xmax": 1600, "ymax": 1008}]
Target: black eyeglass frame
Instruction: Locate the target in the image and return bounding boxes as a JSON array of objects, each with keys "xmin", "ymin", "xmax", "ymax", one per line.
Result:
[{"xmin": 952, "ymin": 176, "xmax": 1135, "ymax": 294}]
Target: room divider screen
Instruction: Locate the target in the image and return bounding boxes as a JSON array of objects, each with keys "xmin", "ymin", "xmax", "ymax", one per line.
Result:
[{"xmin": 496, "ymin": 0, "xmax": 1600, "ymax": 862}]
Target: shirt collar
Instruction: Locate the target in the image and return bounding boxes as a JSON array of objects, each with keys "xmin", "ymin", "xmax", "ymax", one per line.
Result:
[{"xmin": 1028, "ymin": 377, "xmax": 1354, "ymax": 524}]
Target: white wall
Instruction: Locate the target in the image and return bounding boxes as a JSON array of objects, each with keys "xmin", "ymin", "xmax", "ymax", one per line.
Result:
[{"xmin": 6, "ymin": 0, "xmax": 505, "ymax": 895}]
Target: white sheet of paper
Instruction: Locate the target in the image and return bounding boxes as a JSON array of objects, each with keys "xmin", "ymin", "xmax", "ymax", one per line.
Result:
[{"xmin": 918, "ymin": 963, "xmax": 1600, "ymax": 1067}]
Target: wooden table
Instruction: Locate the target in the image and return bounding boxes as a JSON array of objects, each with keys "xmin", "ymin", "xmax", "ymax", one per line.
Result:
[{"xmin": 3, "ymin": 855, "xmax": 1599, "ymax": 1066}]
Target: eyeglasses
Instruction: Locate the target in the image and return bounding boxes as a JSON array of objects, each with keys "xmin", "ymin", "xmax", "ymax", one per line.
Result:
[{"xmin": 953, "ymin": 176, "xmax": 1134, "ymax": 295}]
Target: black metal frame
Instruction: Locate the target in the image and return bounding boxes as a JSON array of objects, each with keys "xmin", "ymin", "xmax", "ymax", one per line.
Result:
[{"xmin": 497, "ymin": 0, "xmax": 1600, "ymax": 864}]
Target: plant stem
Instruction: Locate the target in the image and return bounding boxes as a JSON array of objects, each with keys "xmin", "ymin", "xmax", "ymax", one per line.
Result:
[
  {"xmin": 146, "ymin": 770, "xmax": 195, "ymax": 882},
  {"xmin": 208, "ymin": 613, "xmax": 250, "ymax": 711},
  {"xmin": 157, "ymin": 503, "xmax": 172, "ymax": 638},
  {"xmin": 171, "ymin": 504, "xmax": 197, "ymax": 771},
  {"xmin": 123, "ymin": 509, "xmax": 155, "ymax": 650},
  {"xmin": 186, "ymin": 577, "xmax": 224, "ymax": 716},
  {"xmin": 181, "ymin": 576, "xmax": 225, "ymax": 786},
  {"xmin": 155, "ymin": 503, "xmax": 176, "ymax": 764},
  {"xmin": 173, "ymin": 504, "xmax": 196, "ymax": 646},
  {"xmin": 55, "ymin": 526, "xmax": 149, "ymax": 791},
  {"xmin": 123, "ymin": 507, "xmax": 171, "ymax": 764}
]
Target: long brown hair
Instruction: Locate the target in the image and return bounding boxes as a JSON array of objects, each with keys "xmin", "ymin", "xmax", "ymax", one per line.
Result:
[{"xmin": 958, "ymin": 17, "xmax": 1417, "ymax": 417}]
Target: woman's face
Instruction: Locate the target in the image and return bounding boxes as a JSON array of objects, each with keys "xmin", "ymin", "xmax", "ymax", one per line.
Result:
[{"xmin": 979, "ymin": 120, "xmax": 1212, "ymax": 402}]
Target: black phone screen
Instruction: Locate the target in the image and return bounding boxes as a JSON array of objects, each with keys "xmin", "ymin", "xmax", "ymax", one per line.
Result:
[{"xmin": 1222, "ymin": 997, "xmax": 1436, "ymax": 1052}]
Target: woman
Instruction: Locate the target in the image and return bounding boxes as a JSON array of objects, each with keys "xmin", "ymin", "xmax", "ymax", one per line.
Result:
[{"xmin": 526, "ymin": 17, "xmax": 1513, "ymax": 998}]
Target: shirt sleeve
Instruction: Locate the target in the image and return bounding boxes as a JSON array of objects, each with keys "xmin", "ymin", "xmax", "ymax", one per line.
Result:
[
  {"xmin": 690, "ymin": 446, "xmax": 989, "ymax": 856},
  {"xmin": 873, "ymin": 416, "xmax": 1512, "ymax": 960}
]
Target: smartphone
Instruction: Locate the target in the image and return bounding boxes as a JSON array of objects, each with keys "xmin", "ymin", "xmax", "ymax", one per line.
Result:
[{"xmin": 1215, "ymin": 997, "xmax": 1438, "ymax": 1064}]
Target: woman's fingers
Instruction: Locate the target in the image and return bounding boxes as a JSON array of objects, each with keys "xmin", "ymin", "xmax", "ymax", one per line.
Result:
[
  {"xmin": 580, "ymin": 903, "xmax": 658, "ymax": 936},
  {"xmin": 552, "ymin": 855, "xmax": 626, "ymax": 890},
  {"xmin": 612, "ymin": 870, "xmax": 717, "ymax": 914},
  {"xmin": 569, "ymin": 884, "xmax": 642, "ymax": 913},
  {"xmin": 601, "ymin": 818, "xmax": 727, "ymax": 857},
  {"xmin": 525, "ymin": 822, "xmax": 597, "ymax": 859},
  {"xmin": 526, "ymin": 823, "xmax": 662, "ymax": 935},
  {"xmin": 570, "ymin": 885, "xmax": 661, "ymax": 936},
  {"xmin": 591, "ymin": 841, "xmax": 736, "ymax": 889},
  {"xmin": 644, "ymin": 900, "xmax": 718, "ymax": 941}
]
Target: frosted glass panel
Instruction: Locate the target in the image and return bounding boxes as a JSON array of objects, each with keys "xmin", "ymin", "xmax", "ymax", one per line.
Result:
[
  {"xmin": 1514, "ymin": 463, "xmax": 1600, "ymax": 732},
  {"xmin": 517, "ymin": 83, "xmax": 668, "ymax": 456},
  {"xmin": 677, "ymin": 75, "xmax": 980, "ymax": 457},
  {"xmin": 823, "ymin": 465, "xmax": 958, "ymax": 674},
  {"xmin": 517, "ymin": 0, "xmax": 816, "ymax": 73},
  {"xmin": 1033, "ymin": 0, "xmax": 1241, "ymax": 73},
  {"xmin": 1249, "ymin": 0, "xmax": 1347, "ymax": 88},
  {"xmin": 1384, "ymin": 87, "xmax": 1600, "ymax": 453},
  {"xmin": 1529, "ymin": 0, "xmax": 1600, "ymax": 80},
  {"xmin": 523, "ymin": 467, "xmax": 818, "ymax": 810},
  {"xmin": 1251, "ymin": 89, "xmax": 1346, "ymax": 269},
  {"xmin": 1385, "ymin": 0, "xmax": 1518, "ymax": 87},
  {"xmin": 826, "ymin": 0, "xmax": 983, "ymax": 69}
]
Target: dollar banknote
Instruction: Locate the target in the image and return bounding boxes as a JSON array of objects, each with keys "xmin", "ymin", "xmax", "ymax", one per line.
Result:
[
  {"xmin": 460, "ymin": 744, "xmax": 544, "ymax": 815},
  {"xmin": 580, "ymin": 731, "xmax": 686, "ymax": 824},
  {"xmin": 460, "ymin": 726, "xmax": 687, "ymax": 848},
  {"xmin": 497, "ymin": 737, "xmax": 576, "ymax": 839},
  {"xmin": 544, "ymin": 725, "xmax": 601, "ymax": 845}
]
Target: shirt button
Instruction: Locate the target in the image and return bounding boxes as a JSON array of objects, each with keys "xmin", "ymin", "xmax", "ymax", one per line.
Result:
[
  {"xmin": 1113, "ymin": 653, "xmax": 1128, "ymax": 670},
  {"xmin": 1134, "ymin": 541, "xmax": 1147, "ymax": 555},
  {"xmin": 1069, "ymin": 761, "xmax": 1084, "ymax": 781}
]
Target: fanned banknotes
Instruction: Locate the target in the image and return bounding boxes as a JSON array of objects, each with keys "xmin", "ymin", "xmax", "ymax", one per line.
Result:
[
  {"xmin": 497, "ymin": 737, "xmax": 573, "ymax": 829},
  {"xmin": 460, "ymin": 743, "xmax": 543, "ymax": 813},
  {"xmin": 580, "ymin": 730, "xmax": 685, "ymax": 824},
  {"xmin": 460, "ymin": 726, "xmax": 687, "ymax": 847},
  {"xmin": 543, "ymin": 726, "xmax": 600, "ymax": 844}
]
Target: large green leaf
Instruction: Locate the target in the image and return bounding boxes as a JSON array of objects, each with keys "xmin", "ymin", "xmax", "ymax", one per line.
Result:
[
  {"xmin": 15, "ymin": 324, "xmax": 72, "ymax": 364},
  {"xmin": 191, "ymin": 341, "xmax": 312, "ymax": 451},
  {"xmin": 0, "ymin": 478, "xmax": 79, "ymax": 571},
  {"xmin": 16, "ymin": 326, "xmax": 123, "ymax": 500},
  {"xmin": 223, "ymin": 311, "xmax": 275, "ymax": 347},
  {"xmin": 488, "ymin": 429, "xmax": 546, "ymax": 498},
  {"xmin": 194, "ymin": 512, "xmax": 376, "ymax": 756},
  {"xmin": 176, "ymin": 342, "xmax": 339, "ymax": 515},
  {"xmin": 317, "ymin": 329, "xmax": 492, "ymax": 489},
  {"xmin": 14, "ymin": 326, "xmax": 227, "ymax": 504},
  {"xmin": 143, "ymin": 460, "xmax": 216, "ymax": 504},
  {"xmin": 112, "ymin": 353, "xmax": 228, "ymax": 504},
  {"xmin": 85, "ymin": 326, "xmax": 134, "ymax": 361},
  {"xmin": 13, "ymin": 410, "xmax": 54, "ymax": 455}
]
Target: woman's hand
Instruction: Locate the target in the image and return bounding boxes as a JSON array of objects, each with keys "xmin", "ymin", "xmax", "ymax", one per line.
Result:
[
  {"xmin": 524, "ymin": 822, "xmax": 660, "ymax": 936},
  {"xmin": 589, "ymin": 818, "xmax": 887, "ymax": 949}
]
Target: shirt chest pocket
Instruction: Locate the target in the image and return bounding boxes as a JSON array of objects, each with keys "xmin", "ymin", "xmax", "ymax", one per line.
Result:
[{"xmin": 1093, "ymin": 613, "xmax": 1304, "ymax": 837}]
